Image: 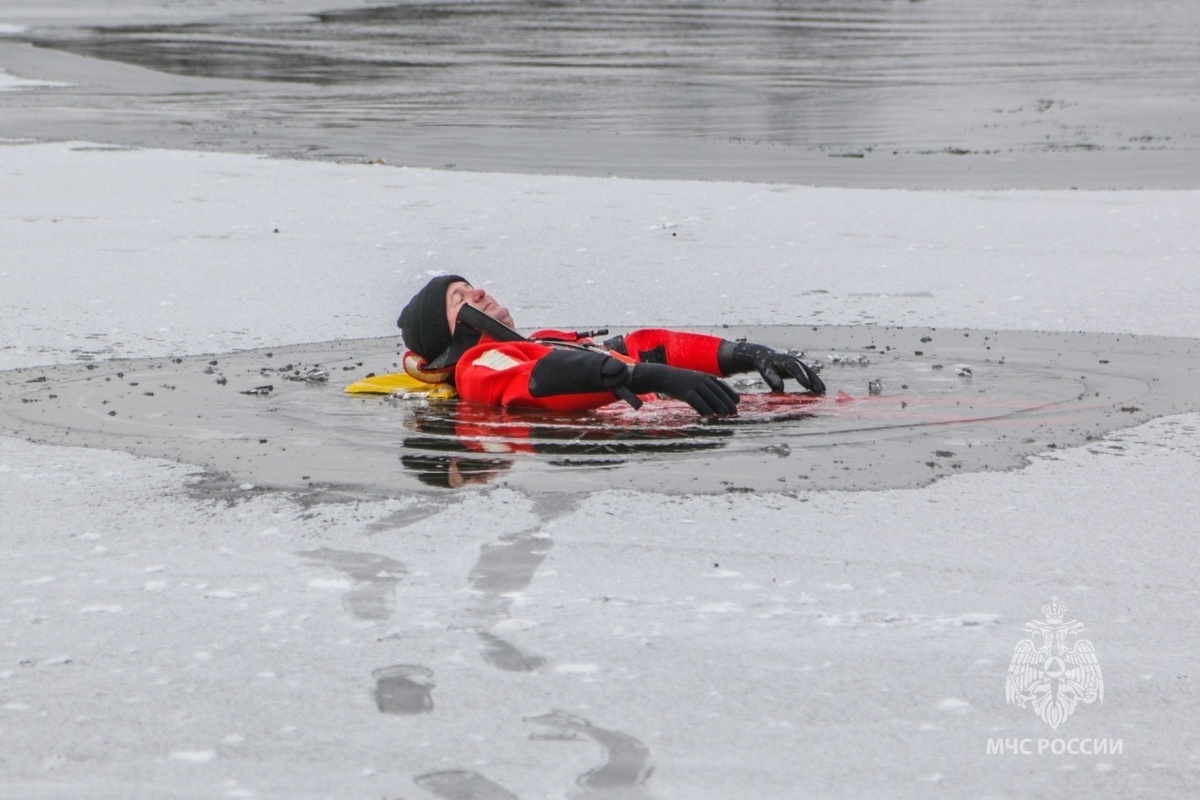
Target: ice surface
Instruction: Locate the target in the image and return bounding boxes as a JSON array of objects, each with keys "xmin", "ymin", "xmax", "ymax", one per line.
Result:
[
  {"xmin": 2, "ymin": 143, "xmax": 1199, "ymax": 373},
  {"xmin": 4, "ymin": 411, "xmax": 1197, "ymax": 796},
  {"xmin": 2, "ymin": 58, "xmax": 1200, "ymax": 800},
  {"xmin": 0, "ymin": 67, "xmax": 68, "ymax": 90}
]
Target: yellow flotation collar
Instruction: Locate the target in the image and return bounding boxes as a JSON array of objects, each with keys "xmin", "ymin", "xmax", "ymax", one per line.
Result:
[{"xmin": 343, "ymin": 370, "xmax": 457, "ymax": 399}]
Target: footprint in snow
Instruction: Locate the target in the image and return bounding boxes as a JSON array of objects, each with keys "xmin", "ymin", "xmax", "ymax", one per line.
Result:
[
  {"xmin": 298, "ymin": 547, "xmax": 406, "ymax": 621},
  {"xmin": 372, "ymin": 664, "xmax": 434, "ymax": 715}
]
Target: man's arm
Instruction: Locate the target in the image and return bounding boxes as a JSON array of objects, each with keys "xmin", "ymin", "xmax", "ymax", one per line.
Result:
[
  {"xmin": 608, "ymin": 329, "xmax": 825, "ymax": 394},
  {"xmin": 456, "ymin": 340, "xmax": 738, "ymax": 416},
  {"xmin": 604, "ymin": 329, "xmax": 724, "ymax": 374},
  {"xmin": 454, "ymin": 341, "xmax": 619, "ymax": 412}
]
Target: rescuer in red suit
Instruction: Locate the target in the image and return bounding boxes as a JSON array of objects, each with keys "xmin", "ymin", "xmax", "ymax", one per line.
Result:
[{"xmin": 397, "ymin": 274, "xmax": 825, "ymax": 417}]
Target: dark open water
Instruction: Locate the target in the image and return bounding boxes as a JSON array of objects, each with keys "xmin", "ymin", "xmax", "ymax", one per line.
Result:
[
  {"xmin": 6, "ymin": 326, "xmax": 1198, "ymax": 495},
  {"xmin": 5, "ymin": 0, "xmax": 1200, "ymax": 186}
]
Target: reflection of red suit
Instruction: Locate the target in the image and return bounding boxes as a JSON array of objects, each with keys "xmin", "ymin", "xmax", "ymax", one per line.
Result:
[
  {"xmin": 451, "ymin": 404, "xmax": 536, "ymax": 455},
  {"xmin": 454, "ymin": 328, "xmax": 726, "ymax": 411}
]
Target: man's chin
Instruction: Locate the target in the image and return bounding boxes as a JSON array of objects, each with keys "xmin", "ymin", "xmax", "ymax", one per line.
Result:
[{"xmin": 487, "ymin": 307, "xmax": 513, "ymax": 327}]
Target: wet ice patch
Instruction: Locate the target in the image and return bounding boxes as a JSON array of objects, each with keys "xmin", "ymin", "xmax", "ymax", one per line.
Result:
[
  {"xmin": 414, "ymin": 771, "xmax": 518, "ymax": 800},
  {"xmin": 373, "ymin": 665, "xmax": 434, "ymax": 715},
  {"xmin": 299, "ymin": 548, "xmax": 407, "ymax": 621}
]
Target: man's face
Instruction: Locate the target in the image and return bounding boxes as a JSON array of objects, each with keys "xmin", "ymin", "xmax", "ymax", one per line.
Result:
[{"xmin": 446, "ymin": 281, "xmax": 515, "ymax": 333}]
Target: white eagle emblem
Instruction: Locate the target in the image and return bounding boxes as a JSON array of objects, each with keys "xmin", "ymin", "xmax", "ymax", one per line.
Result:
[{"xmin": 1005, "ymin": 597, "xmax": 1103, "ymax": 729}]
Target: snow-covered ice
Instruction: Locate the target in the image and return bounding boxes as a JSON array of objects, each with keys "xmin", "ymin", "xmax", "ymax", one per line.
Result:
[
  {"xmin": 2, "ymin": 7, "xmax": 1200, "ymax": 795},
  {"xmin": 2, "ymin": 138, "xmax": 1196, "ymax": 799}
]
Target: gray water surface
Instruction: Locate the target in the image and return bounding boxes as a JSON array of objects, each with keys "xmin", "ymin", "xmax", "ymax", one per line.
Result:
[
  {"xmin": 4, "ymin": 326, "xmax": 1196, "ymax": 497},
  {"xmin": 4, "ymin": 0, "xmax": 1198, "ymax": 186}
]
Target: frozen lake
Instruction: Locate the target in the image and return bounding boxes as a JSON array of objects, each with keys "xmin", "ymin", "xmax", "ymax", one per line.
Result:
[
  {"xmin": 3, "ymin": 0, "xmax": 1199, "ymax": 186},
  {"xmin": 2, "ymin": 2, "xmax": 1199, "ymax": 798}
]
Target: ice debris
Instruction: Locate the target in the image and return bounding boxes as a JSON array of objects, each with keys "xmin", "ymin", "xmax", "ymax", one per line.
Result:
[
  {"xmin": 284, "ymin": 367, "xmax": 328, "ymax": 384},
  {"xmin": 762, "ymin": 443, "xmax": 791, "ymax": 458},
  {"xmin": 239, "ymin": 385, "xmax": 273, "ymax": 396}
]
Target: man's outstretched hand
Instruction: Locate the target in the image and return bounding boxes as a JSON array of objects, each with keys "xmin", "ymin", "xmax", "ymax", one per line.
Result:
[
  {"xmin": 626, "ymin": 362, "xmax": 740, "ymax": 417},
  {"xmin": 723, "ymin": 341, "xmax": 825, "ymax": 395}
]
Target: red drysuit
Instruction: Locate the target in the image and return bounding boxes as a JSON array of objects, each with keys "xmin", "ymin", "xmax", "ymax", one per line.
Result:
[{"xmin": 453, "ymin": 328, "xmax": 727, "ymax": 411}]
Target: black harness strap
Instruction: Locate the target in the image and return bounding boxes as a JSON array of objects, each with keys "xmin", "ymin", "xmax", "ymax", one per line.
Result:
[{"xmin": 453, "ymin": 306, "xmax": 642, "ymax": 409}]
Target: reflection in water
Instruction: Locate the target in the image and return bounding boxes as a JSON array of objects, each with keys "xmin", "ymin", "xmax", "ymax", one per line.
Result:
[
  {"xmin": 398, "ymin": 401, "xmax": 740, "ymax": 489},
  {"xmin": 400, "ymin": 451, "xmax": 513, "ymax": 490}
]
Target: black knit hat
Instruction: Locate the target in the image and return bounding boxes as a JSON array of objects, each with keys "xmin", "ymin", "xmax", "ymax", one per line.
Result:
[{"xmin": 397, "ymin": 274, "xmax": 466, "ymax": 362}]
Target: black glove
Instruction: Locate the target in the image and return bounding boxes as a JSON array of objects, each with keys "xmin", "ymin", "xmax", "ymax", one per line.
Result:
[
  {"xmin": 625, "ymin": 362, "xmax": 740, "ymax": 417},
  {"xmin": 719, "ymin": 340, "xmax": 825, "ymax": 395},
  {"xmin": 529, "ymin": 349, "xmax": 739, "ymax": 416}
]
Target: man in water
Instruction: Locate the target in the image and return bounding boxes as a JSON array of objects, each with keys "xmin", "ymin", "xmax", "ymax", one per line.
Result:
[{"xmin": 397, "ymin": 274, "xmax": 824, "ymax": 417}]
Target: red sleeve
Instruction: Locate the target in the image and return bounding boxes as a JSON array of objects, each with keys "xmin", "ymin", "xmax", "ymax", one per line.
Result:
[
  {"xmin": 453, "ymin": 341, "xmax": 618, "ymax": 412},
  {"xmin": 620, "ymin": 329, "xmax": 724, "ymax": 375},
  {"xmin": 529, "ymin": 329, "xmax": 582, "ymax": 342}
]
